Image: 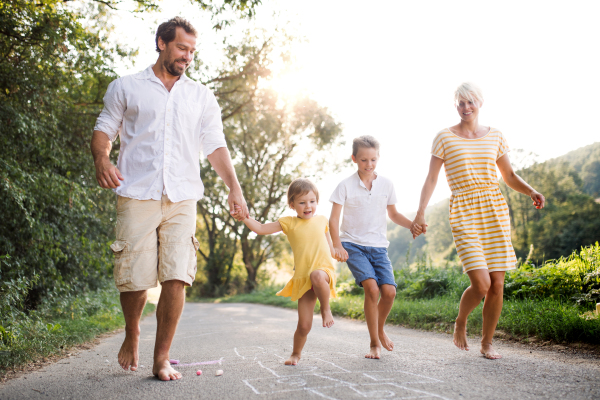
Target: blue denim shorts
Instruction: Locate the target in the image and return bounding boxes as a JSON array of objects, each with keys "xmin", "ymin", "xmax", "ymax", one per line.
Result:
[{"xmin": 342, "ymin": 242, "xmax": 397, "ymax": 288}]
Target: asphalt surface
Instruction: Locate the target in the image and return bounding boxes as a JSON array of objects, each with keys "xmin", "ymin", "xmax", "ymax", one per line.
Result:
[{"xmin": 1, "ymin": 302, "xmax": 599, "ymax": 399}]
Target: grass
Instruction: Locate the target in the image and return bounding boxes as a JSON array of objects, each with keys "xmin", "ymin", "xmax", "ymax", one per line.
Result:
[{"xmin": 0, "ymin": 285, "xmax": 155, "ymax": 375}]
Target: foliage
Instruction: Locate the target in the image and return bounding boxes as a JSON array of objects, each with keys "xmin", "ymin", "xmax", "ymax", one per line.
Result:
[
  {"xmin": 0, "ymin": 285, "xmax": 154, "ymax": 374},
  {"xmin": 504, "ymin": 243, "xmax": 600, "ymax": 306}
]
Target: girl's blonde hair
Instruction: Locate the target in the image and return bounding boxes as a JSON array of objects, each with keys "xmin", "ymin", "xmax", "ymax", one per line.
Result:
[
  {"xmin": 287, "ymin": 178, "xmax": 319, "ymax": 206},
  {"xmin": 352, "ymin": 135, "xmax": 380, "ymax": 157},
  {"xmin": 454, "ymin": 82, "xmax": 484, "ymax": 105}
]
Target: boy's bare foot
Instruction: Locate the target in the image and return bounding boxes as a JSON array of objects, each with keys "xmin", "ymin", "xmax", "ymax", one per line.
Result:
[
  {"xmin": 152, "ymin": 359, "xmax": 182, "ymax": 381},
  {"xmin": 453, "ymin": 322, "xmax": 469, "ymax": 351},
  {"xmin": 321, "ymin": 308, "xmax": 334, "ymax": 328},
  {"xmin": 379, "ymin": 330, "xmax": 394, "ymax": 351},
  {"xmin": 118, "ymin": 328, "xmax": 140, "ymax": 371},
  {"xmin": 365, "ymin": 345, "xmax": 381, "ymax": 359},
  {"xmin": 284, "ymin": 353, "xmax": 301, "ymax": 366},
  {"xmin": 481, "ymin": 343, "xmax": 502, "ymax": 359}
]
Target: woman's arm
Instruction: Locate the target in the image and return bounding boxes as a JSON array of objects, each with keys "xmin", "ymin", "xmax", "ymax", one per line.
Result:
[
  {"xmin": 242, "ymin": 217, "xmax": 283, "ymax": 235},
  {"xmin": 413, "ymin": 156, "xmax": 445, "ymax": 236},
  {"xmin": 387, "ymin": 204, "xmax": 412, "ymax": 229},
  {"xmin": 497, "ymin": 154, "xmax": 545, "ymax": 209},
  {"xmin": 329, "ymin": 203, "xmax": 348, "ymax": 262}
]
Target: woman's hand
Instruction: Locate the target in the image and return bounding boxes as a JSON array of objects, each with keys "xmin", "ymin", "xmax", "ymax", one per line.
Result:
[
  {"xmin": 411, "ymin": 214, "xmax": 427, "ymax": 239},
  {"xmin": 530, "ymin": 191, "xmax": 546, "ymax": 209}
]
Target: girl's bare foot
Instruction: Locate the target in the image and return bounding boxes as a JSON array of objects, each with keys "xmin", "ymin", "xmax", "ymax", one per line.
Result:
[
  {"xmin": 152, "ymin": 359, "xmax": 182, "ymax": 381},
  {"xmin": 321, "ymin": 307, "xmax": 334, "ymax": 328},
  {"xmin": 118, "ymin": 328, "xmax": 140, "ymax": 371},
  {"xmin": 365, "ymin": 345, "xmax": 381, "ymax": 359},
  {"xmin": 453, "ymin": 322, "xmax": 469, "ymax": 351},
  {"xmin": 379, "ymin": 330, "xmax": 394, "ymax": 351},
  {"xmin": 481, "ymin": 343, "xmax": 502, "ymax": 359},
  {"xmin": 284, "ymin": 353, "xmax": 301, "ymax": 365}
]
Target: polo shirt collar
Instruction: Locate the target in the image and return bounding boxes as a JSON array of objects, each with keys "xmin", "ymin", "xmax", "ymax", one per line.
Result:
[
  {"xmin": 136, "ymin": 64, "xmax": 190, "ymax": 84},
  {"xmin": 355, "ymin": 171, "xmax": 378, "ymax": 190}
]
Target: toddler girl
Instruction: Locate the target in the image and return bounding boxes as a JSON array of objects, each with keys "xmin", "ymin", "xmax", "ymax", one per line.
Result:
[{"xmin": 239, "ymin": 178, "xmax": 337, "ymax": 366}]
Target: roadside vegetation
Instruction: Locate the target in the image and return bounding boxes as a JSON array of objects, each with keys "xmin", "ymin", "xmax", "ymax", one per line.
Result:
[{"xmin": 219, "ymin": 243, "xmax": 600, "ymax": 345}]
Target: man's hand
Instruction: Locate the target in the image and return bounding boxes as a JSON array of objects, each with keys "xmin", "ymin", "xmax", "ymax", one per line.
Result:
[
  {"xmin": 229, "ymin": 190, "xmax": 249, "ymax": 221},
  {"xmin": 95, "ymin": 158, "xmax": 124, "ymax": 189}
]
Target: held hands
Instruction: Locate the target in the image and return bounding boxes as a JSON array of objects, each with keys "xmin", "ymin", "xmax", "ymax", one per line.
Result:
[
  {"xmin": 232, "ymin": 204, "xmax": 249, "ymax": 222},
  {"xmin": 95, "ymin": 158, "xmax": 124, "ymax": 189},
  {"xmin": 530, "ymin": 191, "xmax": 546, "ymax": 209},
  {"xmin": 333, "ymin": 245, "xmax": 348, "ymax": 262},
  {"xmin": 229, "ymin": 192, "xmax": 249, "ymax": 221},
  {"xmin": 410, "ymin": 214, "xmax": 428, "ymax": 239}
]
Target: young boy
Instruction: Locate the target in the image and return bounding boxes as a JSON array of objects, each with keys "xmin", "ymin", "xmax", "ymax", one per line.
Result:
[{"xmin": 329, "ymin": 135, "xmax": 416, "ymax": 359}]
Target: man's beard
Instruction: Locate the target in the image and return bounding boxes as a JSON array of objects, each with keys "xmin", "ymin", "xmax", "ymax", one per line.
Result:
[{"xmin": 164, "ymin": 58, "xmax": 187, "ymax": 77}]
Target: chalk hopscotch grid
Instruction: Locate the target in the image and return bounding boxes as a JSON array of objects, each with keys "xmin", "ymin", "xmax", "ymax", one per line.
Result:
[{"xmin": 235, "ymin": 346, "xmax": 451, "ymax": 400}]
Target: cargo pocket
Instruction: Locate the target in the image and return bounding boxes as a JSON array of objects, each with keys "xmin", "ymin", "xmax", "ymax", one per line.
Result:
[
  {"xmin": 110, "ymin": 240, "xmax": 132, "ymax": 286},
  {"xmin": 188, "ymin": 236, "xmax": 200, "ymax": 281}
]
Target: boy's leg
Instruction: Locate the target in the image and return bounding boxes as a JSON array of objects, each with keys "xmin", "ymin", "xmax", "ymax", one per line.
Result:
[
  {"xmin": 287, "ymin": 291, "xmax": 318, "ymax": 365},
  {"xmin": 370, "ymin": 248, "xmax": 398, "ymax": 352},
  {"xmin": 378, "ymin": 284, "xmax": 396, "ymax": 351},
  {"xmin": 310, "ymin": 270, "xmax": 334, "ymax": 328},
  {"xmin": 362, "ymin": 278, "xmax": 382, "ymax": 359}
]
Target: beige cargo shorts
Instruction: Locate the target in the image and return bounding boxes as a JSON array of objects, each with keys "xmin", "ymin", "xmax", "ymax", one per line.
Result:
[{"xmin": 110, "ymin": 195, "xmax": 199, "ymax": 292}]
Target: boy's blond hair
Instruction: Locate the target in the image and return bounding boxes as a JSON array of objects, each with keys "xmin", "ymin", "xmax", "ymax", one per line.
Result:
[
  {"xmin": 287, "ymin": 178, "xmax": 319, "ymax": 206},
  {"xmin": 352, "ymin": 135, "xmax": 380, "ymax": 157}
]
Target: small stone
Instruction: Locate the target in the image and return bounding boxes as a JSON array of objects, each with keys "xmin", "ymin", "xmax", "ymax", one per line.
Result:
[
  {"xmin": 196, "ymin": 370, "xmax": 202, "ymax": 376},
  {"xmin": 215, "ymin": 369, "xmax": 223, "ymax": 376}
]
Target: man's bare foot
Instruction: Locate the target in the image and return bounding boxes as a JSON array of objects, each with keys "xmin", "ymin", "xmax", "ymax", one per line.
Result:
[
  {"xmin": 321, "ymin": 307, "xmax": 334, "ymax": 328},
  {"xmin": 379, "ymin": 330, "xmax": 394, "ymax": 351},
  {"xmin": 284, "ymin": 353, "xmax": 301, "ymax": 366},
  {"xmin": 453, "ymin": 322, "xmax": 469, "ymax": 351},
  {"xmin": 365, "ymin": 345, "xmax": 381, "ymax": 359},
  {"xmin": 481, "ymin": 343, "xmax": 502, "ymax": 359},
  {"xmin": 118, "ymin": 328, "xmax": 140, "ymax": 371},
  {"xmin": 152, "ymin": 359, "xmax": 182, "ymax": 381}
]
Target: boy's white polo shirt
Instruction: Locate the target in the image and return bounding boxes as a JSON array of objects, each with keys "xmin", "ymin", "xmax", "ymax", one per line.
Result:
[{"xmin": 329, "ymin": 172, "xmax": 397, "ymax": 248}]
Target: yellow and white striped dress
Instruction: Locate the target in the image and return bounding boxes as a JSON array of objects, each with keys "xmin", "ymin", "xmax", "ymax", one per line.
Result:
[{"xmin": 431, "ymin": 128, "xmax": 517, "ymax": 273}]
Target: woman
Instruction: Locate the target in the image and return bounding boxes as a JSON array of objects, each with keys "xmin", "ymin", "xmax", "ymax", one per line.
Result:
[{"xmin": 411, "ymin": 82, "xmax": 545, "ymax": 359}]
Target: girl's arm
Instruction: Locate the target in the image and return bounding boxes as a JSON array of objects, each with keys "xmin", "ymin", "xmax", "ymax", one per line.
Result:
[
  {"xmin": 413, "ymin": 156, "xmax": 445, "ymax": 236},
  {"xmin": 329, "ymin": 203, "xmax": 348, "ymax": 262},
  {"xmin": 242, "ymin": 217, "xmax": 283, "ymax": 235},
  {"xmin": 497, "ymin": 154, "xmax": 545, "ymax": 209},
  {"xmin": 325, "ymin": 231, "xmax": 336, "ymax": 258},
  {"xmin": 387, "ymin": 205, "xmax": 412, "ymax": 230}
]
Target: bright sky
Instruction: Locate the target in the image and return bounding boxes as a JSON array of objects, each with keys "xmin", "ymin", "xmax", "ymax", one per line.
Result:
[{"xmin": 113, "ymin": 0, "xmax": 600, "ymax": 216}]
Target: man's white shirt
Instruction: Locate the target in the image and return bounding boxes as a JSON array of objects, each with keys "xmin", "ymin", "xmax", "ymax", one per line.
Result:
[
  {"xmin": 93, "ymin": 65, "xmax": 227, "ymax": 202},
  {"xmin": 329, "ymin": 172, "xmax": 398, "ymax": 248}
]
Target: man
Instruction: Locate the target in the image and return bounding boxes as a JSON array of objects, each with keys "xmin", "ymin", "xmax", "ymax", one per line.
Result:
[{"xmin": 91, "ymin": 17, "xmax": 248, "ymax": 381}]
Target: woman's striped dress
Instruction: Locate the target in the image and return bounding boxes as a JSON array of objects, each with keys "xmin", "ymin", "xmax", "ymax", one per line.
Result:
[{"xmin": 431, "ymin": 128, "xmax": 517, "ymax": 273}]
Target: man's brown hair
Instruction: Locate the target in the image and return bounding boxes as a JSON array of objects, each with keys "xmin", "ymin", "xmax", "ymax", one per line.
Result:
[
  {"xmin": 287, "ymin": 178, "xmax": 319, "ymax": 206},
  {"xmin": 155, "ymin": 17, "xmax": 198, "ymax": 53}
]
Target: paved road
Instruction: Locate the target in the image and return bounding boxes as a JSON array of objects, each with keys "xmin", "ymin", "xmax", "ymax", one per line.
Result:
[{"xmin": 1, "ymin": 303, "xmax": 599, "ymax": 399}]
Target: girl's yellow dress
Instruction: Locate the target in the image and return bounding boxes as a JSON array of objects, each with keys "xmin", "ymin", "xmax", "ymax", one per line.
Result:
[
  {"xmin": 277, "ymin": 215, "xmax": 337, "ymax": 301},
  {"xmin": 431, "ymin": 128, "xmax": 517, "ymax": 273}
]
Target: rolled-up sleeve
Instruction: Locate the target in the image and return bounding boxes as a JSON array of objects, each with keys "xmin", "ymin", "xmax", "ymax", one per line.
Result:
[
  {"xmin": 199, "ymin": 90, "xmax": 227, "ymax": 157},
  {"xmin": 93, "ymin": 79, "xmax": 125, "ymax": 141}
]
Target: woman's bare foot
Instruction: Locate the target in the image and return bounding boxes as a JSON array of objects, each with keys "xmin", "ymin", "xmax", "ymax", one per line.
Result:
[
  {"xmin": 284, "ymin": 353, "xmax": 301, "ymax": 366},
  {"xmin": 481, "ymin": 343, "xmax": 502, "ymax": 359},
  {"xmin": 321, "ymin": 307, "xmax": 334, "ymax": 328},
  {"xmin": 365, "ymin": 345, "xmax": 381, "ymax": 359},
  {"xmin": 152, "ymin": 359, "xmax": 182, "ymax": 381},
  {"xmin": 453, "ymin": 322, "xmax": 469, "ymax": 351},
  {"xmin": 118, "ymin": 328, "xmax": 140, "ymax": 371},
  {"xmin": 378, "ymin": 330, "xmax": 394, "ymax": 351}
]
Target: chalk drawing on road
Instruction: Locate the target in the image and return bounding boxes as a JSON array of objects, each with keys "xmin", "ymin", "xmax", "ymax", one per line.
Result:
[{"xmin": 240, "ymin": 349, "xmax": 451, "ymax": 400}]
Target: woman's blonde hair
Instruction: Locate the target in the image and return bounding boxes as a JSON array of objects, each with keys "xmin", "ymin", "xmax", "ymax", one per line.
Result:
[
  {"xmin": 287, "ymin": 178, "xmax": 319, "ymax": 206},
  {"xmin": 352, "ymin": 135, "xmax": 380, "ymax": 157},
  {"xmin": 454, "ymin": 82, "xmax": 484, "ymax": 105}
]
